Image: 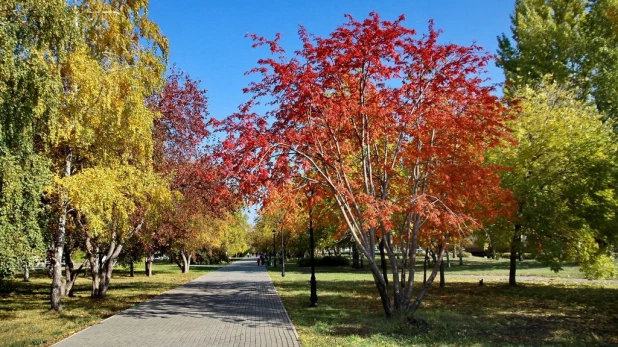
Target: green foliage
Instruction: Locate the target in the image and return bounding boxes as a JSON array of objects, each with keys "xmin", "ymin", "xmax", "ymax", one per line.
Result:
[
  {"xmin": 584, "ymin": 0, "xmax": 618, "ymax": 119},
  {"xmin": 0, "ymin": 154, "xmax": 51, "ymax": 279},
  {"xmin": 219, "ymin": 212, "xmax": 250, "ymax": 256},
  {"xmin": 498, "ymin": 0, "xmax": 618, "ymax": 120},
  {"xmin": 0, "ymin": 0, "xmax": 72, "ymax": 279},
  {"xmin": 576, "ymin": 236, "xmax": 618, "ymax": 279},
  {"xmin": 489, "ymin": 81, "xmax": 618, "ymax": 278},
  {"xmin": 297, "ymin": 256, "xmax": 350, "ymax": 267}
]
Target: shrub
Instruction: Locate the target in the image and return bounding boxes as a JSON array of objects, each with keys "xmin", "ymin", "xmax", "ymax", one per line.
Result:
[
  {"xmin": 298, "ymin": 255, "xmax": 350, "ymax": 267},
  {"xmin": 579, "ymin": 253, "xmax": 618, "ymax": 280}
]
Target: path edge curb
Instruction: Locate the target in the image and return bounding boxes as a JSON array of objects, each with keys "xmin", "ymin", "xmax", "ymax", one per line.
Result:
[{"xmin": 267, "ymin": 270, "xmax": 301, "ymax": 344}]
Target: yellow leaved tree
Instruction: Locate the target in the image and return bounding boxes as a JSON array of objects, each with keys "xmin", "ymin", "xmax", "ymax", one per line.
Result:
[{"xmin": 46, "ymin": 0, "xmax": 168, "ymax": 309}]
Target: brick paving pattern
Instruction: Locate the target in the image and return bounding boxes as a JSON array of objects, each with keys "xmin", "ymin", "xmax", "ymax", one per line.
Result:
[{"xmin": 53, "ymin": 258, "xmax": 299, "ymax": 347}]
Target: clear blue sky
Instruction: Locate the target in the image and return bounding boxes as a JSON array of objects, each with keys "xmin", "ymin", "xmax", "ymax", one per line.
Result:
[{"xmin": 148, "ymin": 0, "xmax": 516, "ymax": 122}]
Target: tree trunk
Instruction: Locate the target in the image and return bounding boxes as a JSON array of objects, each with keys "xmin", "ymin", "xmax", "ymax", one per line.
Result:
[
  {"xmin": 365, "ymin": 255, "xmax": 393, "ymax": 317},
  {"xmin": 400, "ymin": 247, "xmax": 408, "ymax": 287},
  {"xmin": 145, "ymin": 254, "xmax": 153, "ymax": 277},
  {"xmin": 95, "ymin": 237, "xmax": 123, "ymax": 298},
  {"xmin": 352, "ymin": 243, "xmax": 360, "ymax": 269},
  {"xmin": 379, "ymin": 238, "xmax": 388, "ymax": 285},
  {"xmin": 89, "ymin": 259, "xmax": 100, "ymax": 297},
  {"xmin": 129, "ymin": 257, "xmax": 134, "ymax": 277},
  {"xmin": 439, "ymin": 250, "xmax": 445, "ymax": 288},
  {"xmin": 182, "ymin": 252, "xmax": 191, "ymax": 273},
  {"xmin": 410, "ymin": 243, "xmax": 448, "ymax": 314},
  {"xmin": 22, "ymin": 261, "xmax": 29, "ymax": 282},
  {"xmin": 487, "ymin": 234, "xmax": 495, "ymax": 259},
  {"xmin": 384, "ymin": 233, "xmax": 402, "ymax": 310},
  {"xmin": 373, "ymin": 273, "xmax": 392, "ymax": 317},
  {"xmin": 509, "ymin": 224, "xmax": 522, "ymax": 286},
  {"xmin": 177, "ymin": 251, "xmax": 190, "ymax": 273},
  {"xmin": 65, "ymin": 261, "xmax": 86, "ymax": 298},
  {"xmin": 51, "ymin": 151, "xmax": 72, "ymax": 311},
  {"xmin": 63, "ymin": 245, "xmax": 73, "ymax": 296},
  {"xmin": 63, "ymin": 246, "xmax": 82, "ymax": 297},
  {"xmin": 50, "ymin": 250, "xmax": 65, "ymax": 311},
  {"xmin": 84, "ymin": 232, "xmax": 100, "ymax": 297},
  {"xmin": 423, "ymin": 248, "xmax": 428, "ymax": 285},
  {"xmin": 459, "ymin": 247, "xmax": 463, "ymax": 266},
  {"xmin": 98, "ymin": 259, "xmax": 112, "ymax": 297}
]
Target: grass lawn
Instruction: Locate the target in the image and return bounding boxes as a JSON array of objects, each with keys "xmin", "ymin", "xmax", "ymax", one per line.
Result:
[
  {"xmin": 269, "ymin": 259, "xmax": 618, "ymax": 346},
  {"xmin": 442, "ymin": 255, "xmax": 587, "ymax": 279},
  {"xmin": 0, "ymin": 263, "xmax": 219, "ymax": 347}
]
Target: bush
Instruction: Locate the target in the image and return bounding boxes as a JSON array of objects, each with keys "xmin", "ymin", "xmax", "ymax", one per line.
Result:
[
  {"xmin": 298, "ymin": 255, "xmax": 350, "ymax": 267},
  {"xmin": 579, "ymin": 253, "xmax": 618, "ymax": 280}
]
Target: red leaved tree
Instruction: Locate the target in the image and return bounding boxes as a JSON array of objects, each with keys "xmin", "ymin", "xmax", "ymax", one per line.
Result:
[
  {"xmin": 151, "ymin": 68, "xmax": 236, "ymax": 273},
  {"xmin": 152, "ymin": 67, "xmax": 211, "ymax": 166},
  {"xmin": 219, "ymin": 13, "xmax": 511, "ymax": 317}
]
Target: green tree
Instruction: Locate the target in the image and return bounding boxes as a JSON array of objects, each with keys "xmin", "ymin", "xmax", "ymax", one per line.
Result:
[
  {"xmin": 219, "ymin": 212, "xmax": 250, "ymax": 257},
  {"xmin": 584, "ymin": 0, "xmax": 618, "ymax": 120},
  {"xmin": 0, "ymin": 0, "xmax": 72, "ymax": 280},
  {"xmin": 0, "ymin": 155, "xmax": 51, "ymax": 280},
  {"xmin": 489, "ymin": 81, "xmax": 618, "ymax": 283},
  {"xmin": 498, "ymin": 0, "xmax": 618, "ymax": 120}
]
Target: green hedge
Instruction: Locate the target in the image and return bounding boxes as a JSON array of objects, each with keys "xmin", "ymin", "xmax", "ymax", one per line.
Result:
[{"xmin": 298, "ymin": 256, "xmax": 350, "ymax": 267}]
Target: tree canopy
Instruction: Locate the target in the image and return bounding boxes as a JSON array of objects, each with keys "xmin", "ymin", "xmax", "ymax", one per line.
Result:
[
  {"xmin": 220, "ymin": 13, "xmax": 511, "ymax": 317},
  {"xmin": 498, "ymin": 0, "xmax": 618, "ymax": 120},
  {"xmin": 488, "ymin": 81, "xmax": 618, "ymax": 280}
]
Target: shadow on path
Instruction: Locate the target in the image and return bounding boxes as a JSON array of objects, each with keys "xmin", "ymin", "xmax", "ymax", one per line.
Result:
[{"xmin": 53, "ymin": 258, "xmax": 299, "ymax": 347}]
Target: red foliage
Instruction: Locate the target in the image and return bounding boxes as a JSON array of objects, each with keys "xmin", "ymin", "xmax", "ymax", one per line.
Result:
[
  {"xmin": 151, "ymin": 67, "xmax": 211, "ymax": 168},
  {"xmin": 220, "ymin": 13, "xmax": 510, "ymax": 229},
  {"xmin": 150, "ymin": 68, "xmax": 238, "ymax": 257},
  {"xmin": 151, "ymin": 67, "xmax": 236, "ymax": 212},
  {"xmin": 218, "ymin": 12, "xmax": 513, "ymax": 315}
]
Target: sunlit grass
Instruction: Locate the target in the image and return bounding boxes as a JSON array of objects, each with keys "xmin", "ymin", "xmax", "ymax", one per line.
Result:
[
  {"xmin": 442, "ymin": 256, "xmax": 588, "ymax": 279},
  {"xmin": 0, "ymin": 263, "xmax": 219, "ymax": 347},
  {"xmin": 270, "ymin": 259, "xmax": 618, "ymax": 346}
]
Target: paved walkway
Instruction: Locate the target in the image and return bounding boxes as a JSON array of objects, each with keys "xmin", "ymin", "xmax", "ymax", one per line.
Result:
[{"xmin": 54, "ymin": 258, "xmax": 299, "ymax": 347}]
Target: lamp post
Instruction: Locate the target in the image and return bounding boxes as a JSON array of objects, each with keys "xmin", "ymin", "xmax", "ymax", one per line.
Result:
[
  {"xmin": 272, "ymin": 229, "xmax": 277, "ymax": 267},
  {"xmin": 281, "ymin": 228, "xmax": 285, "ymax": 277},
  {"xmin": 307, "ymin": 188, "xmax": 318, "ymax": 307}
]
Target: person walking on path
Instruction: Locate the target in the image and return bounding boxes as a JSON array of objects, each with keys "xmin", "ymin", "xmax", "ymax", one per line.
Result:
[{"xmin": 53, "ymin": 257, "xmax": 299, "ymax": 347}]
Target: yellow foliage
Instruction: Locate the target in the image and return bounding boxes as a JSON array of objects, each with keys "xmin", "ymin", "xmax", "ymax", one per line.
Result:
[{"xmin": 62, "ymin": 166, "xmax": 172, "ymax": 241}]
